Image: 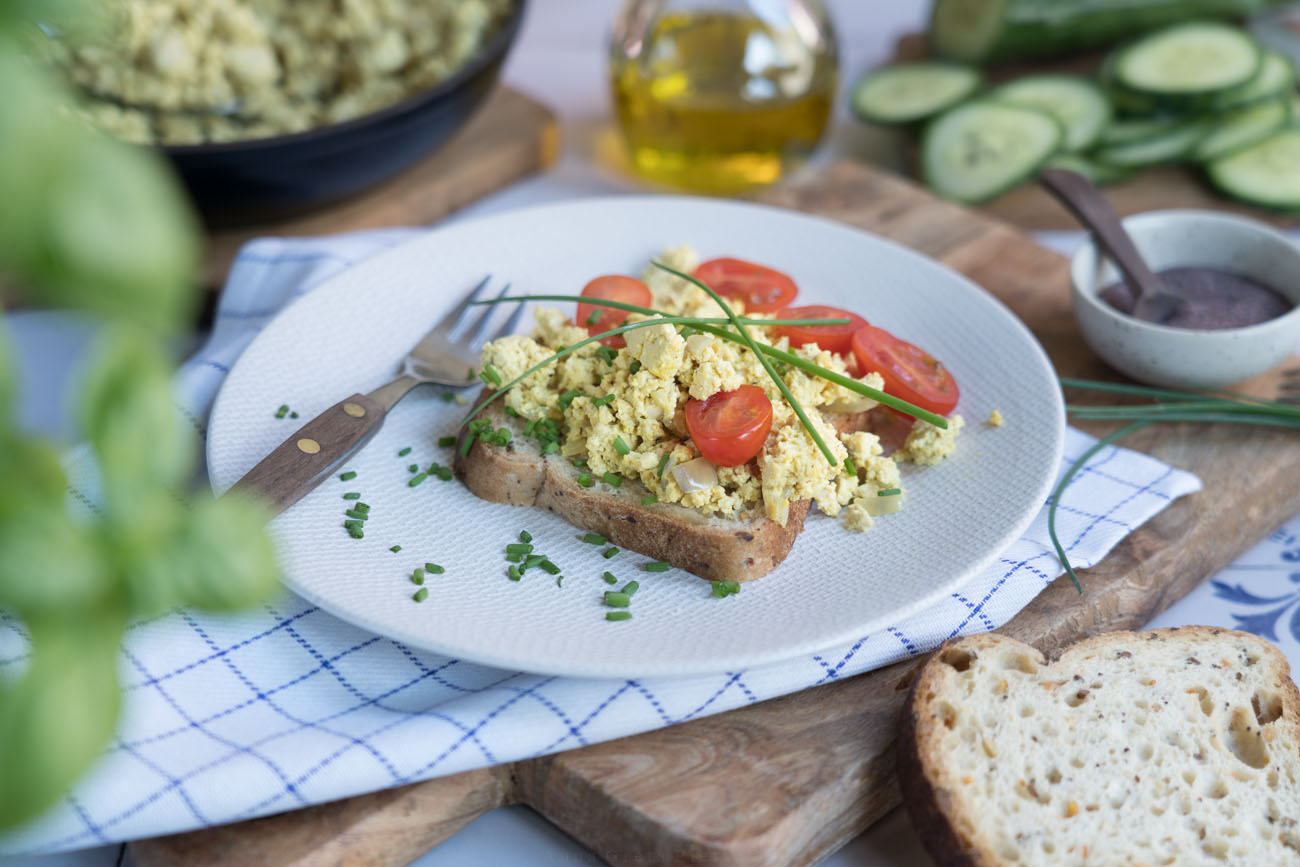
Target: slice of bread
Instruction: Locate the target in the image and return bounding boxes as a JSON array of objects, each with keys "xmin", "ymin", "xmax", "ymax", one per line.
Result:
[
  {"xmin": 452, "ymin": 399, "xmax": 810, "ymax": 583},
  {"xmin": 899, "ymin": 628, "xmax": 1300, "ymax": 866}
]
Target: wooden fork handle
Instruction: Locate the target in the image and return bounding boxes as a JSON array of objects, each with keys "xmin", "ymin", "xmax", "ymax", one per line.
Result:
[{"xmin": 227, "ymin": 393, "xmax": 387, "ymax": 516}]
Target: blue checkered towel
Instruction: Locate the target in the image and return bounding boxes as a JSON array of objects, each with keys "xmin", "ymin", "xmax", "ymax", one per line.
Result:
[{"xmin": 0, "ymin": 229, "xmax": 1202, "ymax": 853}]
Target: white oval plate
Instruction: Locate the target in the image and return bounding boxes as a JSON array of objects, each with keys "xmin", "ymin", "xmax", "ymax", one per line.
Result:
[{"xmin": 208, "ymin": 197, "xmax": 1064, "ymax": 679}]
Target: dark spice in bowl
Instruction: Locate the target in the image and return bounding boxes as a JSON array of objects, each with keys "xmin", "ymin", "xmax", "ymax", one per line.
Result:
[{"xmin": 1099, "ymin": 266, "xmax": 1294, "ymax": 330}]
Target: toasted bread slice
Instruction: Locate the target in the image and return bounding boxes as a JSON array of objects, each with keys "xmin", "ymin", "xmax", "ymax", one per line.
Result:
[
  {"xmin": 452, "ymin": 400, "xmax": 810, "ymax": 582},
  {"xmin": 899, "ymin": 628, "xmax": 1300, "ymax": 866}
]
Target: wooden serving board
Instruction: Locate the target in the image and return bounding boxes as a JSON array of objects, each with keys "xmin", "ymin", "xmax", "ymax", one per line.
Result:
[
  {"xmin": 886, "ymin": 34, "xmax": 1300, "ymax": 232},
  {"xmin": 199, "ymin": 87, "xmax": 559, "ymax": 289},
  {"xmin": 131, "ymin": 161, "xmax": 1300, "ymax": 867}
]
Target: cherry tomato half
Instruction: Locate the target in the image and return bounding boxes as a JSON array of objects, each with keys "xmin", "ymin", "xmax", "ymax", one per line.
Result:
[
  {"xmin": 684, "ymin": 385, "xmax": 774, "ymax": 468},
  {"xmin": 850, "ymin": 325, "xmax": 960, "ymax": 417},
  {"xmin": 577, "ymin": 275, "xmax": 652, "ymax": 347},
  {"xmin": 773, "ymin": 305, "xmax": 869, "ymax": 354},
  {"xmin": 693, "ymin": 258, "xmax": 798, "ymax": 312}
]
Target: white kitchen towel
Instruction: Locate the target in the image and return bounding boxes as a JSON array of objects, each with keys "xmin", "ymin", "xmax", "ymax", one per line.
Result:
[{"xmin": 0, "ymin": 228, "xmax": 1203, "ymax": 853}]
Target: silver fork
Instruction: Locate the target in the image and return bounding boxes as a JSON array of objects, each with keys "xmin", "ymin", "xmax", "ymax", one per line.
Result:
[
  {"xmin": 1279, "ymin": 366, "xmax": 1300, "ymax": 405},
  {"xmin": 228, "ymin": 276, "xmax": 522, "ymax": 515}
]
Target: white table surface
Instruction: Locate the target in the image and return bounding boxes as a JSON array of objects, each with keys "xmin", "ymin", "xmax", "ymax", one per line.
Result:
[{"xmin": 1, "ymin": 2, "xmax": 1281, "ymax": 865}]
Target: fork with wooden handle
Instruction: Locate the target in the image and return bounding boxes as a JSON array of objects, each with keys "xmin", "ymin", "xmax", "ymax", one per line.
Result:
[{"xmin": 227, "ymin": 276, "xmax": 521, "ymax": 516}]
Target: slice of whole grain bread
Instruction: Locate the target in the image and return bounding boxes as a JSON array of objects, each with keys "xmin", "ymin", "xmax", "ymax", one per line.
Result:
[
  {"xmin": 899, "ymin": 627, "xmax": 1300, "ymax": 866},
  {"xmin": 452, "ymin": 399, "xmax": 809, "ymax": 582}
]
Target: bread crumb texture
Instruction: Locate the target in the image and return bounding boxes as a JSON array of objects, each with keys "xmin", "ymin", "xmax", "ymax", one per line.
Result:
[{"xmin": 906, "ymin": 628, "xmax": 1300, "ymax": 866}]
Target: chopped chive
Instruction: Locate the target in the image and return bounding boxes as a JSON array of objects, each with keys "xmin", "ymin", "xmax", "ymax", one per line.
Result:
[
  {"xmin": 460, "ymin": 432, "xmax": 476, "ymax": 457},
  {"xmin": 640, "ymin": 494, "xmax": 658, "ymax": 506},
  {"xmin": 556, "ymin": 576, "xmax": 565, "ymax": 588},
  {"xmin": 592, "ymin": 394, "xmax": 615, "ymax": 407},
  {"xmin": 844, "ymin": 457, "xmax": 858, "ymax": 476},
  {"xmin": 506, "ymin": 542, "xmax": 534, "ymax": 555},
  {"xmin": 275, "ymin": 404, "xmax": 289, "ymax": 419},
  {"xmin": 606, "ymin": 611, "xmax": 632, "ymax": 622},
  {"xmin": 629, "ymin": 360, "xmax": 642, "ymax": 374},
  {"xmin": 572, "ymin": 456, "xmax": 588, "ymax": 467},
  {"xmin": 290, "ymin": 411, "xmax": 299, "ymax": 418},
  {"xmin": 343, "ymin": 492, "xmax": 361, "ymax": 500},
  {"xmin": 621, "ymin": 581, "xmax": 640, "ymax": 597},
  {"xmin": 523, "ymin": 554, "xmax": 546, "ymax": 570},
  {"xmin": 541, "ymin": 441, "xmax": 560, "ymax": 455},
  {"xmin": 603, "ymin": 571, "xmax": 618, "ymax": 585},
  {"xmin": 340, "ymin": 471, "xmax": 357, "ymax": 481},
  {"xmin": 613, "ymin": 436, "xmax": 630, "ymax": 456},
  {"xmin": 656, "ymin": 454, "xmax": 670, "ymax": 477},
  {"xmin": 597, "ymin": 345, "xmax": 618, "ymax": 365},
  {"xmin": 408, "ymin": 473, "xmax": 428, "ymax": 487},
  {"xmin": 344, "ymin": 508, "xmax": 367, "ymax": 520},
  {"xmin": 438, "ymin": 435, "xmax": 456, "ymax": 447},
  {"xmin": 441, "ymin": 392, "xmax": 456, "ymax": 403},
  {"xmin": 878, "ymin": 487, "xmax": 901, "ymax": 497},
  {"xmin": 354, "ymin": 503, "xmax": 370, "ymax": 512},
  {"xmin": 557, "ymin": 389, "xmax": 581, "ymax": 409},
  {"xmin": 426, "ymin": 563, "xmax": 445, "ymax": 574},
  {"xmin": 344, "ymin": 520, "xmax": 363, "ymax": 530},
  {"xmin": 411, "ymin": 569, "xmax": 425, "ymax": 585},
  {"xmin": 519, "ymin": 530, "xmax": 532, "ymax": 543},
  {"xmin": 349, "ymin": 528, "xmax": 364, "ymax": 539},
  {"xmin": 398, "ymin": 447, "xmax": 412, "ymax": 457},
  {"xmin": 390, "ymin": 545, "xmax": 402, "ymax": 553},
  {"xmin": 413, "ymin": 587, "xmax": 428, "ymax": 603},
  {"xmin": 711, "ymin": 580, "xmax": 741, "ymax": 598},
  {"xmin": 539, "ymin": 559, "xmax": 561, "ymax": 575},
  {"xmin": 679, "ymin": 326, "xmax": 697, "ymax": 339},
  {"xmin": 435, "ymin": 466, "xmax": 453, "ymax": 481},
  {"xmin": 577, "ymin": 473, "xmax": 593, "ymax": 488},
  {"xmin": 582, "ymin": 533, "xmax": 607, "ymax": 545},
  {"xmin": 507, "ymin": 565, "xmax": 522, "ymax": 581},
  {"xmin": 604, "ymin": 591, "xmax": 631, "ymax": 608},
  {"xmin": 504, "ymin": 405, "xmax": 521, "ymax": 418},
  {"xmin": 480, "ymin": 363, "xmax": 502, "ymax": 386},
  {"xmin": 408, "ymin": 463, "xmax": 419, "ymax": 473},
  {"xmin": 495, "ymin": 427, "xmax": 512, "ymax": 444},
  {"xmin": 644, "ymin": 561, "xmax": 670, "ymax": 572},
  {"xmin": 603, "ymin": 547, "xmax": 619, "ymax": 559},
  {"xmin": 505, "ymin": 552, "xmax": 524, "ymax": 563},
  {"xmin": 585, "ymin": 309, "xmax": 602, "ymax": 326},
  {"xmin": 601, "ymin": 472, "xmax": 622, "ymax": 488}
]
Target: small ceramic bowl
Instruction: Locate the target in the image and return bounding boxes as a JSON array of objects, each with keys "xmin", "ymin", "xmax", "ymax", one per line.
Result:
[{"xmin": 1070, "ymin": 210, "xmax": 1300, "ymax": 390}]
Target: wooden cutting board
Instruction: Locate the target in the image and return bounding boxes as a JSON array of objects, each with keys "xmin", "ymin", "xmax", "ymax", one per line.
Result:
[
  {"xmin": 885, "ymin": 34, "xmax": 1300, "ymax": 232},
  {"xmin": 131, "ymin": 161, "xmax": 1300, "ymax": 867},
  {"xmin": 199, "ymin": 87, "xmax": 559, "ymax": 289}
]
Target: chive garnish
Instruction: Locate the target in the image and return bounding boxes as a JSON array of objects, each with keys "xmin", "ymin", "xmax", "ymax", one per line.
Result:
[
  {"xmin": 556, "ymin": 576, "xmax": 565, "ymax": 588},
  {"xmin": 480, "ymin": 363, "xmax": 502, "ymax": 386},
  {"xmin": 603, "ymin": 571, "xmax": 618, "ymax": 584},
  {"xmin": 506, "ymin": 542, "xmax": 534, "ymax": 555},
  {"xmin": 603, "ymin": 547, "xmax": 619, "ymax": 559},
  {"xmin": 592, "ymin": 394, "xmax": 615, "ymax": 407},
  {"xmin": 582, "ymin": 533, "xmax": 607, "ymax": 545},
  {"xmin": 571, "ymin": 457, "xmax": 587, "ymax": 467},
  {"xmin": 413, "ymin": 588, "xmax": 428, "ymax": 602},
  {"xmin": 878, "ymin": 487, "xmax": 901, "ymax": 497},
  {"xmin": 290, "ymin": 411, "xmax": 299, "ymax": 418},
  {"xmin": 711, "ymin": 581, "xmax": 740, "ymax": 598},
  {"xmin": 426, "ymin": 563, "xmax": 445, "ymax": 574},
  {"xmin": 541, "ymin": 441, "xmax": 559, "ymax": 455},
  {"xmin": 408, "ymin": 463, "xmax": 419, "ymax": 473},
  {"xmin": 613, "ymin": 436, "xmax": 630, "ymax": 456},
  {"xmin": 629, "ymin": 360, "xmax": 642, "ymax": 374},
  {"xmin": 606, "ymin": 611, "xmax": 632, "ymax": 621},
  {"xmin": 621, "ymin": 581, "xmax": 640, "ymax": 597},
  {"xmin": 603, "ymin": 591, "xmax": 630, "ymax": 608},
  {"xmin": 601, "ymin": 472, "xmax": 622, "ymax": 487},
  {"xmin": 349, "ymin": 528, "xmax": 364, "ymax": 539},
  {"xmin": 438, "ymin": 436, "xmax": 456, "ymax": 447},
  {"xmin": 597, "ymin": 345, "xmax": 618, "ymax": 365},
  {"xmin": 640, "ymin": 494, "xmax": 658, "ymax": 506},
  {"xmin": 505, "ymin": 552, "xmax": 524, "ymax": 563},
  {"xmin": 644, "ymin": 561, "xmax": 670, "ymax": 572},
  {"xmin": 344, "ymin": 520, "xmax": 363, "ymax": 530},
  {"xmin": 398, "ymin": 447, "xmax": 412, "ymax": 456},
  {"xmin": 345, "ymin": 508, "xmax": 367, "ymax": 520},
  {"xmin": 435, "ymin": 466, "xmax": 453, "ymax": 481},
  {"xmin": 577, "ymin": 473, "xmax": 593, "ymax": 488},
  {"xmin": 275, "ymin": 404, "xmax": 289, "ymax": 419},
  {"xmin": 507, "ymin": 565, "xmax": 522, "ymax": 581},
  {"xmin": 844, "ymin": 457, "xmax": 858, "ymax": 476},
  {"xmin": 524, "ymin": 554, "xmax": 546, "ymax": 569},
  {"xmin": 355, "ymin": 503, "xmax": 370, "ymax": 512},
  {"xmin": 557, "ymin": 389, "xmax": 581, "ymax": 409},
  {"xmin": 539, "ymin": 559, "xmax": 561, "ymax": 575},
  {"xmin": 459, "ymin": 432, "xmax": 476, "ymax": 457},
  {"xmin": 409, "ymin": 473, "xmax": 427, "ymax": 487},
  {"xmin": 343, "ymin": 492, "xmax": 361, "ymax": 500},
  {"xmin": 586, "ymin": 309, "xmax": 602, "ymax": 326},
  {"xmin": 340, "ymin": 471, "xmax": 357, "ymax": 481},
  {"xmin": 519, "ymin": 530, "xmax": 532, "ymax": 543},
  {"xmin": 504, "ymin": 405, "xmax": 521, "ymax": 418},
  {"xmin": 411, "ymin": 569, "xmax": 425, "ymax": 585},
  {"xmin": 390, "ymin": 545, "xmax": 402, "ymax": 553},
  {"xmin": 656, "ymin": 454, "xmax": 670, "ymax": 477},
  {"xmin": 441, "ymin": 392, "xmax": 456, "ymax": 403}
]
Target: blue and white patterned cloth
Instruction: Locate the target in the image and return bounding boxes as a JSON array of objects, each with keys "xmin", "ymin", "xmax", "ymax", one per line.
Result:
[{"xmin": 0, "ymin": 229, "xmax": 1205, "ymax": 854}]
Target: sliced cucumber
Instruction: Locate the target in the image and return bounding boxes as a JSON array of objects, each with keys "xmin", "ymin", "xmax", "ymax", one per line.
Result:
[
  {"xmin": 1113, "ymin": 22, "xmax": 1262, "ymax": 99},
  {"xmin": 1099, "ymin": 117, "xmax": 1187, "ymax": 147},
  {"xmin": 1208, "ymin": 49, "xmax": 1297, "ymax": 111},
  {"xmin": 921, "ymin": 100, "xmax": 1063, "ymax": 203},
  {"xmin": 1206, "ymin": 128, "xmax": 1300, "ymax": 208},
  {"xmin": 1091, "ymin": 120, "xmax": 1209, "ymax": 167},
  {"xmin": 1192, "ymin": 98, "xmax": 1291, "ymax": 161},
  {"xmin": 1045, "ymin": 154, "xmax": 1136, "ymax": 186},
  {"xmin": 851, "ymin": 62, "xmax": 982, "ymax": 126},
  {"xmin": 992, "ymin": 75, "xmax": 1112, "ymax": 151}
]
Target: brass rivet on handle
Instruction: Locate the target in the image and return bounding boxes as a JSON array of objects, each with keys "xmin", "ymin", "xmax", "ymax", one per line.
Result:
[
  {"xmin": 297, "ymin": 438, "xmax": 321, "ymax": 455},
  {"xmin": 343, "ymin": 402, "xmax": 366, "ymax": 418}
]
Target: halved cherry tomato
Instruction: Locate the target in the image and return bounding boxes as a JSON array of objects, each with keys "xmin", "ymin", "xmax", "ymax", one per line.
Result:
[
  {"xmin": 773, "ymin": 305, "xmax": 869, "ymax": 354},
  {"xmin": 577, "ymin": 275, "xmax": 652, "ymax": 347},
  {"xmin": 693, "ymin": 258, "xmax": 798, "ymax": 312},
  {"xmin": 684, "ymin": 385, "xmax": 774, "ymax": 468},
  {"xmin": 850, "ymin": 325, "xmax": 960, "ymax": 417}
]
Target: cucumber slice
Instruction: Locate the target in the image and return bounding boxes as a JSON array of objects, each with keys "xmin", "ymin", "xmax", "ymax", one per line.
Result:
[
  {"xmin": 1091, "ymin": 120, "xmax": 1209, "ymax": 167},
  {"xmin": 1099, "ymin": 117, "xmax": 1186, "ymax": 147},
  {"xmin": 1206, "ymin": 128, "xmax": 1300, "ymax": 208},
  {"xmin": 1208, "ymin": 50, "xmax": 1297, "ymax": 111},
  {"xmin": 1045, "ymin": 154, "xmax": 1136, "ymax": 187},
  {"xmin": 851, "ymin": 62, "xmax": 982, "ymax": 126},
  {"xmin": 993, "ymin": 75, "xmax": 1112, "ymax": 151},
  {"xmin": 1193, "ymin": 98, "xmax": 1291, "ymax": 161},
  {"xmin": 1114, "ymin": 22, "xmax": 1262, "ymax": 98},
  {"xmin": 921, "ymin": 100, "xmax": 1063, "ymax": 203}
]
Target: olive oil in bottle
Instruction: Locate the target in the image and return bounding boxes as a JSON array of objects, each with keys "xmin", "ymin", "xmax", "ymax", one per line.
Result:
[{"xmin": 610, "ymin": 3, "xmax": 837, "ymax": 193}]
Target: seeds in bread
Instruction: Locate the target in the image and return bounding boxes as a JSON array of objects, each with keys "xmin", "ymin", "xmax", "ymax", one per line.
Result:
[{"xmin": 899, "ymin": 628, "xmax": 1300, "ymax": 866}]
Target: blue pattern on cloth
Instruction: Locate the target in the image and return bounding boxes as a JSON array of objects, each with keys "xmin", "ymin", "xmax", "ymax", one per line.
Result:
[{"xmin": 0, "ymin": 229, "xmax": 1204, "ymax": 853}]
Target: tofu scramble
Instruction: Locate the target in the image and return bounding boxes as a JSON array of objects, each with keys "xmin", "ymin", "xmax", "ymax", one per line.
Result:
[
  {"xmin": 478, "ymin": 247, "xmax": 964, "ymax": 533},
  {"xmin": 42, "ymin": 0, "xmax": 513, "ymax": 145}
]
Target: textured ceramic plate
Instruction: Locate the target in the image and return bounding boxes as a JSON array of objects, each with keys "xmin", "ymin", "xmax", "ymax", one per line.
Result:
[{"xmin": 207, "ymin": 197, "xmax": 1064, "ymax": 678}]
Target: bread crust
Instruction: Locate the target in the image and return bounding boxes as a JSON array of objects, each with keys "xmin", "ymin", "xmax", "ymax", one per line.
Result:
[
  {"xmin": 452, "ymin": 401, "xmax": 810, "ymax": 582},
  {"xmin": 898, "ymin": 627, "xmax": 1300, "ymax": 867}
]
